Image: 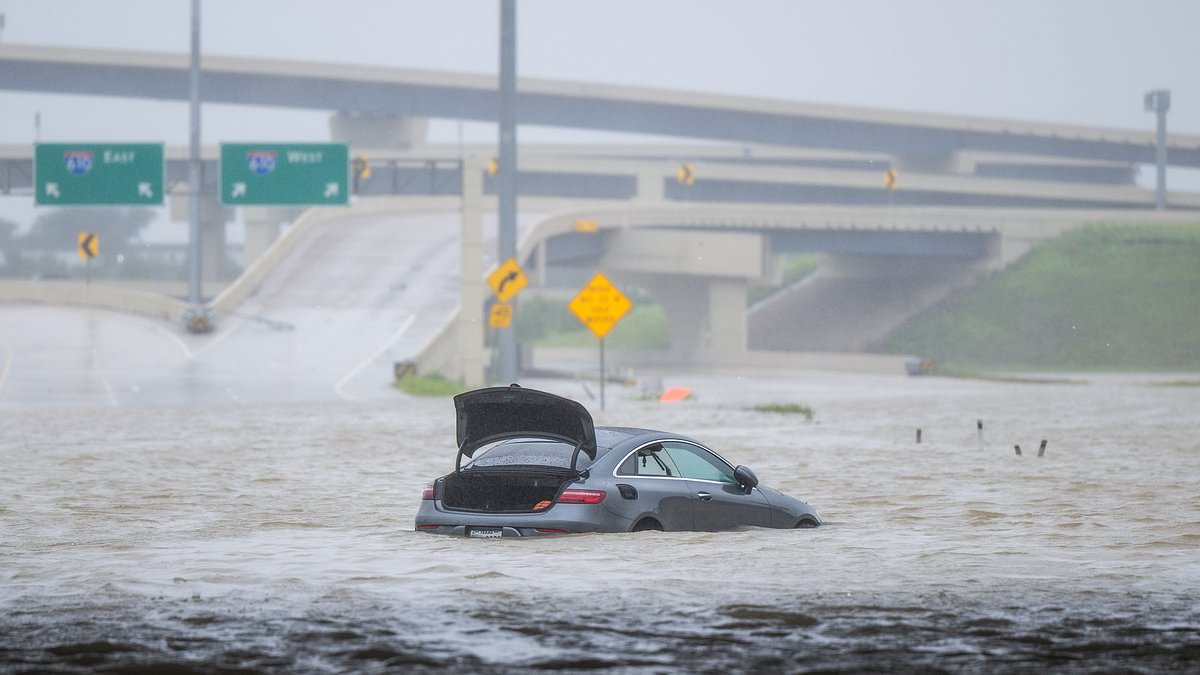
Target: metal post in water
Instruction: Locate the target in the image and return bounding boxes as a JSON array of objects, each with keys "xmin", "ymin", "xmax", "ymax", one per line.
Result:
[
  {"xmin": 915, "ymin": 428, "xmax": 922, "ymax": 444},
  {"xmin": 599, "ymin": 337, "xmax": 606, "ymax": 411},
  {"xmin": 1038, "ymin": 439, "xmax": 1047, "ymax": 458},
  {"xmin": 1013, "ymin": 444, "xmax": 1022, "ymax": 456},
  {"xmin": 495, "ymin": 0, "xmax": 519, "ymax": 382},
  {"xmin": 185, "ymin": 0, "xmax": 206, "ymax": 330}
]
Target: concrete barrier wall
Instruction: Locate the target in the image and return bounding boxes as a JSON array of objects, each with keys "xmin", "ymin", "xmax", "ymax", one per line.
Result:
[
  {"xmin": 0, "ymin": 279, "xmax": 189, "ymax": 322},
  {"xmin": 411, "ymin": 312, "xmax": 464, "ymax": 382}
]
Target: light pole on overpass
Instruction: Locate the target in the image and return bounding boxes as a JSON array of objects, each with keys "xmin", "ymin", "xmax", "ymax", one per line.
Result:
[
  {"xmin": 1144, "ymin": 89, "xmax": 1170, "ymax": 211},
  {"xmin": 495, "ymin": 0, "xmax": 519, "ymax": 382}
]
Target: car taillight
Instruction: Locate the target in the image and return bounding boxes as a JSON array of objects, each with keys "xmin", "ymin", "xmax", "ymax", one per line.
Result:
[
  {"xmin": 557, "ymin": 488, "xmax": 606, "ymax": 504},
  {"xmin": 421, "ymin": 485, "xmax": 435, "ymax": 500}
]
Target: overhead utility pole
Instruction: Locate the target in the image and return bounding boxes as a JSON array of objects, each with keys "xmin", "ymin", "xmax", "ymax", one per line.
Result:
[
  {"xmin": 495, "ymin": 0, "xmax": 519, "ymax": 382},
  {"xmin": 1144, "ymin": 89, "xmax": 1170, "ymax": 211}
]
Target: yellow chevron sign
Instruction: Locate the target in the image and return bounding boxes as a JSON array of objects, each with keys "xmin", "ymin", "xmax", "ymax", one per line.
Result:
[{"xmin": 77, "ymin": 231, "xmax": 98, "ymax": 260}]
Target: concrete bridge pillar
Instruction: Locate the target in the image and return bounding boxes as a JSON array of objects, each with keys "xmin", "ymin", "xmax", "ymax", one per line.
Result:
[
  {"xmin": 329, "ymin": 111, "xmax": 427, "ymax": 150},
  {"xmin": 599, "ymin": 228, "xmax": 764, "ymax": 364},
  {"xmin": 651, "ymin": 275, "xmax": 748, "ymax": 363},
  {"xmin": 459, "ymin": 157, "xmax": 485, "ymax": 388},
  {"xmin": 636, "ymin": 168, "xmax": 664, "ymax": 201},
  {"xmin": 170, "ymin": 193, "xmax": 233, "ymax": 285},
  {"xmin": 242, "ymin": 207, "xmax": 303, "ymax": 265}
]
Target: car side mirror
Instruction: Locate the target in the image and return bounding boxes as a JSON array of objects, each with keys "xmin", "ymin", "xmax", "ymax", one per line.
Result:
[{"xmin": 734, "ymin": 465, "xmax": 759, "ymax": 490}]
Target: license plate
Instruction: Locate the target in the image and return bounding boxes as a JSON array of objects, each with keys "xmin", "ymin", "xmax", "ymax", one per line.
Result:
[{"xmin": 468, "ymin": 527, "xmax": 503, "ymax": 539}]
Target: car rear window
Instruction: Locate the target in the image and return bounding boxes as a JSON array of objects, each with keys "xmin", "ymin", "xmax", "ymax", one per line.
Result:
[{"xmin": 469, "ymin": 439, "xmax": 589, "ymax": 469}]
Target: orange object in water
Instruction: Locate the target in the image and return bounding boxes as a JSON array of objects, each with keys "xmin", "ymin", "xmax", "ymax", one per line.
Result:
[{"xmin": 659, "ymin": 387, "xmax": 692, "ymax": 403}]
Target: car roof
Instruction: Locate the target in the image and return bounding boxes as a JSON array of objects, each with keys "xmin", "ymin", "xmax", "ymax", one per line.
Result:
[{"xmin": 595, "ymin": 426, "xmax": 706, "ymax": 451}]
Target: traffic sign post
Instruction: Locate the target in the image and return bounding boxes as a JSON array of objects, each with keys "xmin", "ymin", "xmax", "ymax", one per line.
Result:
[
  {"xmin": 568, "ymin": 272, "xmax": 633, "ymax": 410},
  {"xmin": 35, "ymin": 143, "xmax": 164, "ymax": 206},
  {"xmin": 219, "ymin": 143, "xmax": 349, "ymax": 206}
]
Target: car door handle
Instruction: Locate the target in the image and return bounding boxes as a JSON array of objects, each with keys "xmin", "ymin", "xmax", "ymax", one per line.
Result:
[{"xmin": 696, "ymin": 491, "xmax": 712, "ymax": 501}]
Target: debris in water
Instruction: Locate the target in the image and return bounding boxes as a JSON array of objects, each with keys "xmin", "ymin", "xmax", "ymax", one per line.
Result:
[{"xmin": 660, "ymin": 386, "xmax": 692, "ymax": 403}]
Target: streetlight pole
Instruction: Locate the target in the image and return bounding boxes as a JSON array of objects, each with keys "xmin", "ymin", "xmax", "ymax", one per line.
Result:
[
  {"xmin": 185, "ymin": 0, "xmax": 210, "ymax": 331},
  {"xmin": 1144, "ymin": 89, "xmax": 1170, "ymax": 211},
  {"xmin": 496, "ymin": 0, "xmax": 518, "ymax": 382}
]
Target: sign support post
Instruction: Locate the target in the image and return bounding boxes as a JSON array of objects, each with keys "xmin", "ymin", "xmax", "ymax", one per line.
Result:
[
  {"xmin": 496, "ymin": 0, "xmax": 519, "ymax": 383},
  {"xmin": 599, "ymin": 337, "xmax": 606, "ymax": 410},
  {"xmin": 568, "ymin": 272, "xmax": 632, "ymax": 412}
]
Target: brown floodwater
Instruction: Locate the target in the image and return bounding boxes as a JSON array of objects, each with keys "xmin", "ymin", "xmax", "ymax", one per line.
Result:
[{"xmin": 2, "ymin": 370, "xmax": 1198, "ymax": 672}]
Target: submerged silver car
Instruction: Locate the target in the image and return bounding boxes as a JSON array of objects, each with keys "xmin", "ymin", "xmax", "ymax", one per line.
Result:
[{"xmin": 414, "ymin": 385, "xmax": 822, "ymax": 537}]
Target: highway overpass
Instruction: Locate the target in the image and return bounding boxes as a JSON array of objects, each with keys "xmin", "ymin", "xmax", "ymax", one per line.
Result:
[
  {"xmin": 4, "ymin": 143, "xmax": 1197, "ymax": 210},
  {"xmin": 2, "ymin": 43, "xmax": 1199, "ymax": 172}
]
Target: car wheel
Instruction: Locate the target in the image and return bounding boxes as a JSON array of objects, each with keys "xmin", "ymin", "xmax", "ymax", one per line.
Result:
[
  {"xmin": 794, "ymin": 517, "xmax": 819, "ymax": 528},
  {"xmin": 632, "ymin": 518, "xmax": 663, "ymax": 532}
]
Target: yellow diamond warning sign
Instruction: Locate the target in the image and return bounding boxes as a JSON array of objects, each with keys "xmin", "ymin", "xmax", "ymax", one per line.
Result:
[
  {"xmin": 568, "ymin": 272, "xmax": 632, "ymax": 339},
  {"xmin": 487, "ymin": 258, "xmax": 528, "ymax": 303}
]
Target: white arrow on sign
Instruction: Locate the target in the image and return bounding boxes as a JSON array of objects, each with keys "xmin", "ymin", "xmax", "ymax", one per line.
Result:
[
  {"xmin": 231, "ymin": 182, "xmax": 247, "ymax": 198},
  {"xmin": 137, "ymin": 182, "xmax": 154, "ymax": 198},
  {"xmin": 323, "ymin": 182, "xmax": 339, "ymax": 198},
  {"xmin": 45, "ymin": 182, "xmax": 60, "ymax": 198}
]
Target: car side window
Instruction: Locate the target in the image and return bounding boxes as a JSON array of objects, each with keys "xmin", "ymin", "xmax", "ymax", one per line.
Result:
[
  {"xmin": 662, "ymin": 443, "xmax": 737, "ymax": 484},
  {"xmin": 617, "ymin": 445, "xmax": 680, "ymax": 477}
]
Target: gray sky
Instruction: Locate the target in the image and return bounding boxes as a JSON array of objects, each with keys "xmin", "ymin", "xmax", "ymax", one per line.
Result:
[
  {"xmin": 1, "ymin": 0, "xmax": 1198, "ymax": 231},
  {"xmin": 1, "ymin": 0, "xmax": 1196, "ymax": 141}
]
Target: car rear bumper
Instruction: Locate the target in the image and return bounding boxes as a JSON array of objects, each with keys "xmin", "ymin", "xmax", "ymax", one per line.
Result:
[{"xmin": 414, "ymin": 500, "xmax": 624, "ymax": 536}]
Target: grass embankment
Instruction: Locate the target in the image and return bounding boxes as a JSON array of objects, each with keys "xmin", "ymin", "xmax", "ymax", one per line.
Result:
[
  {"xmin": 880, "ymin": 224, "xmax": 1200, "ymax": 371},
  {"xmin": 394, "ymin": 373, "xmax": 464, "ymax": 397},
  {"xmin": 751, "ymin": 403, "xmax": 815, "ymax": 421},
  {"xmin": 749, "ymin": 255, "xmax": 820, "ymax": 305}
]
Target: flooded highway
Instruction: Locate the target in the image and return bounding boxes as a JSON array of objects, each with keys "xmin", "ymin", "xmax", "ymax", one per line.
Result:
[{"xmin": 2, "ymin": 358, "xmax": 1198, "ymax": 672}]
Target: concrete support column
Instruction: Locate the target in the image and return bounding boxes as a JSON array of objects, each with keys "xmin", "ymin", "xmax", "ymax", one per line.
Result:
[
  {"xmin": 460, "ymin": 158, "xmax": 485, "ymax": 388},
  {"xmin": 637, "ymin": 168, "xmax": 664, "ymax": 201},
  {"xmin": 171, "ymin": 193, "xmax": 233, "ymax": 289},
  {"xmin": 707, "ymin": 278, "xmax": 748, "ymax": 359},
  {"xmin": 651, "ymin": 275, "xmax": 748, "ymax": 364},
  {"xmin": 201, "ymin": 220, "xmax": 225, "ymax": 283},
  {"xmin": 329, "ymin": 111, "xmax": 427, "ymax": 150},
  {"xmin": 242, "ymin": 207, "xmax": 302, "ymax": 265}
]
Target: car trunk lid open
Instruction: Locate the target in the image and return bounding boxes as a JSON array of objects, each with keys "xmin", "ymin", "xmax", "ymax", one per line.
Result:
[{"xmin": 453, "ymin": 385, "xmax": 597, "ymax": 471}]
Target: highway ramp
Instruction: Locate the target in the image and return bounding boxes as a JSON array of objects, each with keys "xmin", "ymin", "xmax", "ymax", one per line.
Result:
[{"xmin": 0, "ymin": 210, "xmax": 463, "ymax": 408}]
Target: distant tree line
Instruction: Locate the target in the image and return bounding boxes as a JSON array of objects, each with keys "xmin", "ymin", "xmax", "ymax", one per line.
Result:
[{"xmin": 0, "ymin": 207, "xmax": 181, "ymax": 279}]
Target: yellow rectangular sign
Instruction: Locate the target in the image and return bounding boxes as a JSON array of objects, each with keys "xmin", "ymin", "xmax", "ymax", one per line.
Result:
[{"xmin": 489, "ymin": 302, "xmax": 513, "ymax": 329}]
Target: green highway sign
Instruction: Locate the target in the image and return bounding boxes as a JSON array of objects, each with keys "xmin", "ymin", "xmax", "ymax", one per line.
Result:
[
  {"xmin": 35, "ymin": 143, "xmax": 164, "ymax": 206},
  {"xmin": 220, "ymin": 143, "xmax": 349, "ymax": 206}
]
